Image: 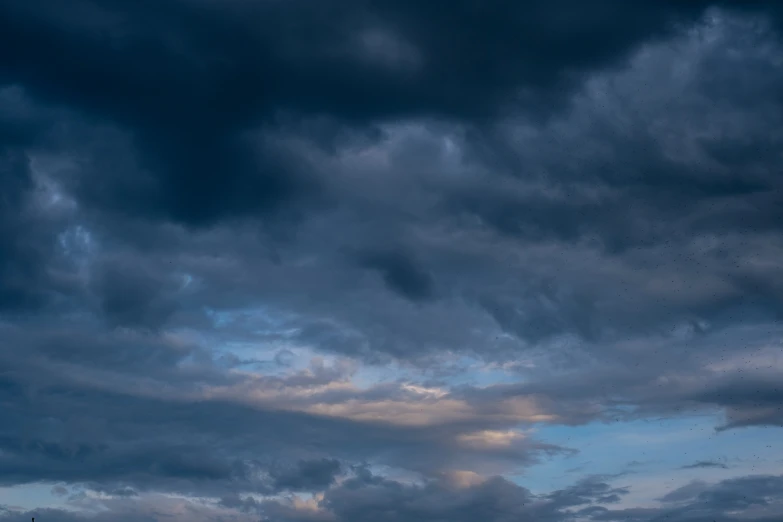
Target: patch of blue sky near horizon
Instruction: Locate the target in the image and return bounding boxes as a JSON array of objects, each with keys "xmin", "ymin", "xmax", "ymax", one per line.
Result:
[{"xmin": 512, "ymin": 414, "xmax": 783, "ymax": 506}]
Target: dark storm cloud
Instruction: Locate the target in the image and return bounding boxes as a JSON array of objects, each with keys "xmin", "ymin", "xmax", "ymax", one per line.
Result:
[
  {"xmin": 356, "ymin": 248, "xmax": 435, "ymax": 302},
  {"xmin": 445, "ymin": 12, "xmax": 783, "ymax": 345},
  {"xmin": 484, "ymin": 322, "xmax": 783, "ymax": 430},
  {"xmin": 269, "ymin": 459, "xmax": 342, "ymax": 492},
  {"xmin": 13, "ymin": 475, "xmax": 783, "ymax": 522},
  {"xmin": 0, "ymin": 320, "xmax": 572, "ymax": 499},
  {"xmin": 0, "ymin": 0, "xmax": 765, "ymax": 229},
  {"xmin": 0, "ymin": 366, "xmax": 398, "ymax": 496},
  {"xmin": 237, "ymin": 473, "xmax": 783, "ymax": 522},
  {"xmin": 2, "ymin": 1, "xmax": 783, "ymax": 346},
  {"xmin": 0, "ymin": 146, "xmax": 44, "ymax": 310},
  {"xmin": 694, "ymin": 375, "xmax": 783, "ymax": 430},
  {"xmin": 2, "ymin": 5, "xmax": 781, "ymax": 462},
  {"xmin": 2, "ymin": 2, "xmax": 783, "ymax": 521},
  {"xmin": 0, "ymin": 90, "xmax": 76, "ymax": 311},
  {"xmin": 89, "ymin": 257, "xmax": 180, "ymax": 330},
  {"xmin": 645, "ymin": 475, "xmax": 783, "ymax": 521}
]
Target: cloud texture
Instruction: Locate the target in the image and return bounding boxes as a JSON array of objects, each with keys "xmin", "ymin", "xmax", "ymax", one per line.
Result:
[{"xmin": 1, "ymin": 1, "xmax": 783, "ymax": 521}]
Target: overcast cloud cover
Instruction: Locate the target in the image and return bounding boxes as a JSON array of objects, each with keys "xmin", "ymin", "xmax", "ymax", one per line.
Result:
[{"xmin": 1, "ymin": 1, "xmax": 783, "ymax": 521}]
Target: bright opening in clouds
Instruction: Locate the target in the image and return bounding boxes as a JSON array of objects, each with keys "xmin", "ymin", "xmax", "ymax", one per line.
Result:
[{"xmin": 1, "ymin": 1, "xmax": 783, "ymax": 521}]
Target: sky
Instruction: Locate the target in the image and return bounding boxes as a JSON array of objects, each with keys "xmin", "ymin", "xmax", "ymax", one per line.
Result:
[{"xmin": 1, "ymin": 1, "xmax": 783, "ymax": 521}]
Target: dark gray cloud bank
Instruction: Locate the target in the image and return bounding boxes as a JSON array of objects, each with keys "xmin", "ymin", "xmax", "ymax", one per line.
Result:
[{"xmin": 2, "ymin": 1, "xmax": 783, "ymax": 521}]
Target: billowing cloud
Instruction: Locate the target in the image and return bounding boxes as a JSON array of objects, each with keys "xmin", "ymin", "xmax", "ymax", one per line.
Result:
[{"xmin": 1, "ymin": 1, "xmax": 783, "ymax": 521}]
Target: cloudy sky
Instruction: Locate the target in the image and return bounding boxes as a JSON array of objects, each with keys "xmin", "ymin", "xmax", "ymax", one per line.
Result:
[{"xmin": 2, "ymin": 1, "xmax": 783, "ymax": 521}]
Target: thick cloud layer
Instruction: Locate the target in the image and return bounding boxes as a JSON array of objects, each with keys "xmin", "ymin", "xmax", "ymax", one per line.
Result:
[{"xmin": 2, "ymin": 1, "xmax": 783, "ymax": 521}]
